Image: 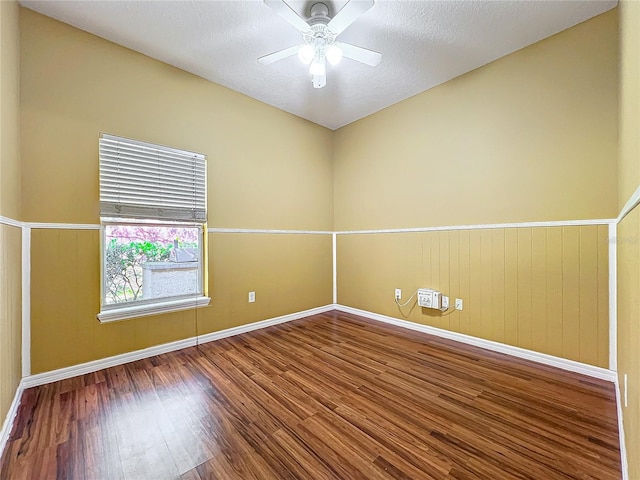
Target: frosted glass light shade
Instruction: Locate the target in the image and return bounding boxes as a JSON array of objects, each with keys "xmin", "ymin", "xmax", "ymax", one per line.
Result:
[
  {"xmin": 297, "ymin": 44, "xmax": 314, "ymax": 64},
  {"xmin": 326, "ymin": 45, "xmax": 343, "ymax": 66},
  {"xmin": 309, "ymin": 57, "xmax": 326, "ymax": 76}
]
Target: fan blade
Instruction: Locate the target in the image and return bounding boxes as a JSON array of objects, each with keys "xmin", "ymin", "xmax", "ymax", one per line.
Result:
[
  {"xmin": 258, "ymin": 45, "xmax": 299, "ymax": 65},
  {"xmin": 337, "ymin": 42, "xmax": 382, "ymax": 66},
  {"xmin": 326, "ymin": 0, "xmax": 374, "ymax": 35},
  {"xmin": 312, "ymin": 73, "xmax": 326, "ymax": 89},
  {"xmin": 264, "ymin": 0, "xmax": 311, "ymax": 33}
]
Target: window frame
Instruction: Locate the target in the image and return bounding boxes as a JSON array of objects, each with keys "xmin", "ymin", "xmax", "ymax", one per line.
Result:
[
  {"xmin": 97, "ymin": 219, "xmax": 210, "ymax": 323},
  {"xmin": 97, "ymin": 133, "xmax": 209, "ymax": 323}
]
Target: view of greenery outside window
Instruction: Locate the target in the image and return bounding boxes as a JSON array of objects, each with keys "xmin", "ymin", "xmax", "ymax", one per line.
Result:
[{"xmin": 103, "ymin": 222, "xmax": 202, "ymax": 306}]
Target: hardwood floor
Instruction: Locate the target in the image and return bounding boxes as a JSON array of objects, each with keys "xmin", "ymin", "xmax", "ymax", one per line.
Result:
[{"xmin": 1, "ymin": 311, "xmax": 621, "ymax": 479}]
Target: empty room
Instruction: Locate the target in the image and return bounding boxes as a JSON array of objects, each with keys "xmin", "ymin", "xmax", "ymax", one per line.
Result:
[{"xmin": 0, "ymin": 0, "xmax": 638, "ymax": 478}]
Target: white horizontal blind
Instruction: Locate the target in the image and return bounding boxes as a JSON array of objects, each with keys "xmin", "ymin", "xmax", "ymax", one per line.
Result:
[{"xmin": 100, "ymin": 134, "xmax": 206, "ymax": 222}]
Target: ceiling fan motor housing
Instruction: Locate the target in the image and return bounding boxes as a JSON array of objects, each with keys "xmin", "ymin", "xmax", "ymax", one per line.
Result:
[
  {"xmin": 309, "ymin": 3, "xmax": 331, "ymax": 25},
  {"xmin": 304, "ymin": 3, "xmax": 336, "ymax": 48}
]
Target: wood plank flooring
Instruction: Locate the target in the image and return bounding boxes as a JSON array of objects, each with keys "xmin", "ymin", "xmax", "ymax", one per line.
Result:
[{"xmin": 0, "ymin": 311, "xmax": 621, "ymax": 479}]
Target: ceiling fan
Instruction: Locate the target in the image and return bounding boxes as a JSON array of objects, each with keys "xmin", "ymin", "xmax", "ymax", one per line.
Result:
[{"xmin": 259, "ymin": 0, "xmax": 382, "ymax": 89}]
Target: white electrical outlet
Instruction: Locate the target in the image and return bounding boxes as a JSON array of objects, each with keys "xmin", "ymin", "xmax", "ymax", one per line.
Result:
[
  {"xmin": 455, "ymin": 298, "xmax": 463, "ymax": 310},
  {"xmin": 441, "ymin": 296, "xmax": 449, "ymax": 310},
  {"xmin": 248, "ymin": 291, "xmax": 256, "ymax": 303},
  {"xmin": 395, "ymin": 289, "xmax": 402, "ymax": 300}
]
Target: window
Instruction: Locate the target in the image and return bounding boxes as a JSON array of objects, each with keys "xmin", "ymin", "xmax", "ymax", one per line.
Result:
[{"xmin": 97, "ymin": 134, "xmax": 209, "ymax": 322}]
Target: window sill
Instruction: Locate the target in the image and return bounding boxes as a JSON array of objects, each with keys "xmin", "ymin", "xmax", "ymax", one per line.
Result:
[{"xmin": 97, "ymin": 296, "xmax": 211, "ymax": 323}]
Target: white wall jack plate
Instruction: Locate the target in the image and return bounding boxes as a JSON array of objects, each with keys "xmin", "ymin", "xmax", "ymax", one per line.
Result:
[
  {"xmin": 248, "ymin": 291, "xmax": 256, "ymax": 303},
  {"xmin": 455, "ymin": 298, "xmax": 463, "ymax": 310},
  {"xmin": 441, "ymin": 296, "xmax": 449, "ymax": 309},
  {"xmin": 395, "ymin": 289, "xmax": 402, "ymax": 300}
]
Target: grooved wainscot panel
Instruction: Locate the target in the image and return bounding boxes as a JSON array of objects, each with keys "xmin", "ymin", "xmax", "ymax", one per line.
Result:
[
  {"xmin": 0, "ymin": 224, "xmax": 21, "ymax": 428},
  {"xmin": 337, "ymin": 224, "xmax": 609, "ymax": 368},
  {"xmin": 29, "ymin": 229, "xmax": 333, "ymax": 374}
]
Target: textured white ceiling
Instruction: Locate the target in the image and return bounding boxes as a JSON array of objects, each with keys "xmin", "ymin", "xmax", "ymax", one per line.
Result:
[{"xmin": 20, "ymin": 0, "xmax": 617, "ymax": 130}]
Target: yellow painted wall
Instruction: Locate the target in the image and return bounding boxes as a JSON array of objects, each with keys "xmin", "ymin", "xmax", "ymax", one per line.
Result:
[
  {"xmin": 0, "ymin": 0, "xmax": 20, "ymax": 219},
  {"xmin": 338, "ymin": 225, "xmax": 609, "ymax": 368},
  {"xmin": 616, "ymin": 1, "xmax": 640, "ymax": 477},
  {"xmin": 0, "ymin": 1, "xmax": 22, "ymax": 434},
  {"xmin": 333, "ymin": 10, "xmax": 619, "ymax": 231},
  {"xmin": 21, "ymin": 9, "xmax": 334, "ymax": 373},
  {"xmin": 617, "ymin": 1, "xmax": 640, "ymax": 210},
  {"xmin": 20, "ymin": 8, "xmax": 333, "ymax": 229}
]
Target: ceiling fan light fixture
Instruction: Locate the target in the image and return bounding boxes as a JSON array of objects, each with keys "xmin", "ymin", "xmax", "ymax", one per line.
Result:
[
  {"xmin": 309, "ymin": 56, "xmax": 326, "ymax": 76},
  {"xmin": 297, "ymin": 44, "xmax": 314, "ymax": 64},
  {"xmin": 261, "ymin": 0, "xmax": 381, "ymax": 88},
  {"xmin": 325, "ymin": 44, "xmax": 343, "ymax": 66}
]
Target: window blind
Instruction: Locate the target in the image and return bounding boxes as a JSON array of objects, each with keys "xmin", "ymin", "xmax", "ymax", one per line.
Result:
[{"xmin": 99, "ymin": 134, "xmax": 206, "ymax": 222}]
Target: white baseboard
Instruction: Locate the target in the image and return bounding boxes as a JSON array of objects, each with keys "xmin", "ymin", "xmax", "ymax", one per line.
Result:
[
  {"xmin": 335, "ymin": 305, "xmax": 617, "ymax": 383},
  {"xmin": 22, "ymin": 304, "xmax": 335, "ymax": 389},
  {"xmin": 23, "ymin": 338, "xmax": 197, "ymax": 388},
  {"xmin": 0, "ymin": 379, "xmax": 26, "ymax": 461},
  {"xmin": 614, "ymin": 375, "xmax": 629, "ymax": 480},
  {"xmin": 197, "ymin": 304, "xmax": 335, "ymax": 344}
]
